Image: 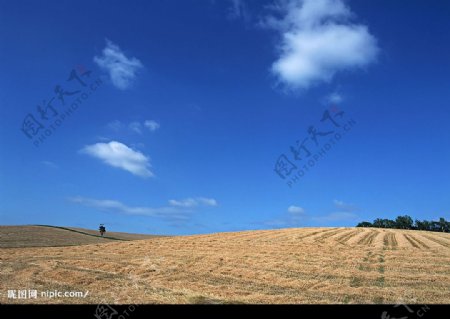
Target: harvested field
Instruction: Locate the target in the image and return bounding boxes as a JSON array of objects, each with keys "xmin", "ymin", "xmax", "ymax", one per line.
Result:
[{"xmin": 0, "ymin": 227, "xmax": 449, "ymax": 304}]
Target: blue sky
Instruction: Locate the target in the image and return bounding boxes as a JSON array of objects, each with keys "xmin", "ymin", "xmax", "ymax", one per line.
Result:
[{"xmin": 1, "ymin": 0, "xmax": 449, "ymax": 235}]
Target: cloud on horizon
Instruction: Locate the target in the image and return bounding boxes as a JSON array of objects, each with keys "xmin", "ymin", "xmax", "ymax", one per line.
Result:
[
  {"xmin": 262, "ymin": 200, "xmax": 360, "ymax": 227},
  {"xmin": 264, "ymin": 205, "xmax": 306, "ymax": 227},
  {"xmin": 169, "ymin": 197, "xmax": 218, "ymax": 208},
  {"xmin": 311, "ymin": 211, "xmax": 359, "ymax": 222},
  {"xmin": 263, "ymin": 0, "xmax": 379, "ymax": 91},
  {"xmin": 80, "ymin": 141, "xmax": 153, "ymax": 178},
  {"xmin": 69, "ymin": 196, "xmax": 218, "ymax": 224},
  {"xmin": 94, "ymin": 39, "xmax": 143, "ymax": 90},
  {"xmin": 310, "ymin": 200, "xmax": 360, "ymax": 223}
]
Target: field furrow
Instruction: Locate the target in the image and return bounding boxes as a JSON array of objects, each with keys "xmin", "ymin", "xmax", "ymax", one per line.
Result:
[
  {"xmin": 312, "ymin": 228, "xmax": 347, "ymax": 242},
  {"xmin": 357, "ymin": 230, "xmax": 380, "ymax": 245},
  {"xmin": 420, "ymin": 234, "xmax": 450, "ymax": 248},
  {"xmin": 335, "ymin": 229, "xmax": 362, "ymax": 244}
]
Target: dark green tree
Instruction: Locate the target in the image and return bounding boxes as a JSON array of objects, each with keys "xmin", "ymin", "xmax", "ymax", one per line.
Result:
[
  {"xmin": 415, "ymin": 219, "xmax": 426, "ymax": 230},
  {"xmin": 395, "ymin": 215, "xmax": 414, "ymax": 229},
  {"xmin": 422, "ymin": 220, "xmax": 431, "ymax": 231},
  {"xmin": 357, "ymin": 216, "xmax": 449, "ymax": 233},
  {"xmin": 356, "ymin": 221, "xmax": 373, "ymax": 227},
  {"xmin": 438, "ymin": 218, "xmax": 449, "ymax": 232},
  {"xmin": 373, "ymin": 218, "xmax": 384, "ymax": 228},
  {"xmin": 382, "ymin": 219, "xmax": 396, "ymax": 229},
  {"xmin": 431, "ymin": 221, "xmax": 441, "ymax": 232}
]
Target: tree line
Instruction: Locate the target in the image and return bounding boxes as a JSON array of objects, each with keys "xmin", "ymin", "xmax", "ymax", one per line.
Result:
[{"xmin": 356, "ymin": 215, "xmax": 450, "ymax": 233}]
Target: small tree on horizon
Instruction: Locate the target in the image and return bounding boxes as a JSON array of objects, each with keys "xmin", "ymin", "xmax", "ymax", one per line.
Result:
[{"xmin": 99, "ymin": 224, "xmax": 106, "ymax": 237}]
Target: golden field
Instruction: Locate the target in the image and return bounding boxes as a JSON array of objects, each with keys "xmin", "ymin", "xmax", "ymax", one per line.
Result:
[
  {"xmin": 0, "ymin": 225, "xmax": 157, "ymax": 248},
  {"xmin": 1, "ymin": 226, "xmax": 449, "ymax": 304}
]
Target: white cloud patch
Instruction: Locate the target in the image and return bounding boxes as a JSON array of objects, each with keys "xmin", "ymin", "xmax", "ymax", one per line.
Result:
[
  {"xmin": 42, "ymin": 161, "xmax": 58, "ymax": 169},
  {"xmin": 107, "ymin": 120, "xmax": 160, "ymax": 134},
  {"xmin": 308, "ymin": 200, "xmax": 360, "ymax": 222},
  {"xmin": 326, "ymin": 92, "xmax": 343, "ymax": 104},
  {"xmin": 287, "ymin": 205, "xmax": 305, "ymax": 224},
  {"xmin": 287, "ymin": 205, "xmax": 305, "ymax": 214},
  {"xmin": 264, "ymin": 205, "xmax": 305, "ymax": 227},
  {"xmin": 333, "ymin": 199, "xmax": 359, "ymax": 212},
  {"xmin": 129, "ymin": 121, "xmax": 142, "ymax": 134},
  {"xmin": 107, "ymin": 120, "xmax": 123, "ymax": 132},
  {"xmin": 69, "ymin": 196, "xmax": 218, "ymax": 224},
  {"xmin": 69, "ymin": 196, "xmax": 173, "ymax": 216},
  {"xmin": 199, "ymin": 198, "xmax": 219, "ymax": 207},
  {"xmin": 262, "ymin": 200, "xmax": 362, "ymax": 227},
  {"xmin": 311, "ymin": 212, "xmax": 358, "ymax": 222},
  {"xmin": 144, "ymin": 120, "xmax": 160, "ymax": 132},
  {"xmin": 80, "ymin": 141, "xmax": 153, "ymax": 178},
  {"xmin": 96, "ymin": 136, "xmax": 112, "ymax": 142},
  {"xmin": 228, "ymin": 0, "xmax": 249, "ymax": 20},
  {"xmin": 169, "ymin": 197, "xmax": 218, "ymax": 208},
  {"xmin": 264, "ymin": 0, "xmax": 379, "ymax": 91},
  {"xmin": 169, "ymin": 199, "xmax": 196, "ymax": 208},
  {"xmin": 94, "ymin": 39, "xmax": 143, "ymax": 90}
]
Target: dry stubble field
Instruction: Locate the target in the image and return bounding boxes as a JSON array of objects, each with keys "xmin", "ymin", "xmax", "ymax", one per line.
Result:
[{"xmin": 1, "ymin": 226, "xmax": 449, "ymax": 304}]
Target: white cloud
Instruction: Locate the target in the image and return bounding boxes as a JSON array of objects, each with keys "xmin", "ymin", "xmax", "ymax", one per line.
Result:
[
  {"xmin": 287, "ymin": 205, "xmax": 305, "ymax": 224},
  {"xmin": 198, "ymin": 197, "xmax": 218, "ymax": 207},
  {"xmin": 42, "ymin": 161, "xmax": 58, "ymax": 169},
  {"xmin": 263, "ymin": 201, "xmax": 362, "ymax": 227},
  {"xmin": 168, "ymin": 197, "xmax": 218, "ymax": 208},
  {"xmin": 144, "ymin": 120, "xmax": 160, "ymax": 132},
  {"xmin": 94, "ymin": 39, "xmax": 143, "ymax": 90},
  {"xmin": 69, "ymin": 196, "xmax": 217, "ymax": 224},
  {"xmin": 228, "ymin": 0, "xmax": 249, "ymax": 20},
  {"xmin": 107, "ymin": 120, "xmax": 160, "ymax": 134},
  {"xmin": 69, "ymin": 196, "xmax": 172, "ymax": 216},
  {"xmin": 263, "ymin": 218, "xmax": 294, "ymax": 228},
  {"xmin": 107, "ymin": 120, "xmax": 123, "ymax": 131},
  {"xmin": 311, "ymin": 212, "xmax": 358, "ymax": 222},
  {"xmin": 129, "ymin": 121, "xmax": 142, "ymax": 134},
  {"xmin": 96, "ymin": 136, "xmax": 112, "ymax": 142},
  {"xmin": 287, "ymin": 205, "xmax": 305, "ymax": 214},
  {"xmin": 333, "ymin": 199, "xmax": 359, "ymax": 212},
  {"xmin": 80, "ymin": 141, "xmax": 153, "ymax": 178},
  {"xmin": 263, "ymin": 205, "xmax": 305, "ymax": 227},
  {"xmin": 168, "ymin": 198, "xmax": 197, "ymax": 208},
  {"xmin": 326, "ymin": 92, "xmax": 343, "ymax": 104},
  {"xmin": 264, "ymin": 0, "xmax": 379, "ymax": 91}
]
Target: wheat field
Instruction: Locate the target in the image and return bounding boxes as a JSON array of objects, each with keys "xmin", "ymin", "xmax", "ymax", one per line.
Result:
[
  {"xmin": 1, "ymin": 227, "xmax": 449, "ymax": 304},
  {"xmin": 0, "ymin": 225, "xmax": 157, "ymax": 248}
]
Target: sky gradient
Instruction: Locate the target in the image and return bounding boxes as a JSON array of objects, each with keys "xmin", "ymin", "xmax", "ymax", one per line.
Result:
[{"xmin": 1, "ymin": 0, "xmax": 449, "ymax": 235}]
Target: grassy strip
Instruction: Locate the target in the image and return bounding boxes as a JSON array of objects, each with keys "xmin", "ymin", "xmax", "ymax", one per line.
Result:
[{"xmin": 32, "ymin": 225, "xmax": 127, "ymax": 241}]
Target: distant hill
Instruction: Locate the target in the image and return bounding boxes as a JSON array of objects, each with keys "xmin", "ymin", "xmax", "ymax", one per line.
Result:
[{"xmin": 0, "ymin": 225, "xmax": 159, "ymax": 248}]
